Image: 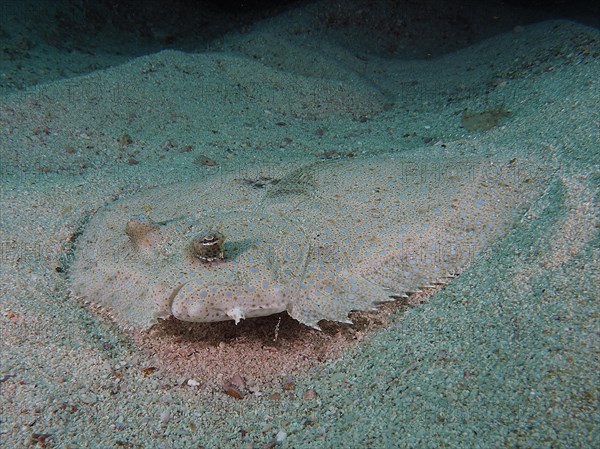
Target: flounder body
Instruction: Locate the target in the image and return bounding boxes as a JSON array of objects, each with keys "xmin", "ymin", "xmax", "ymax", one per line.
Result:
[{"xmin": 70, "ymin": 148, "xmax": 550, "ymax": 330}]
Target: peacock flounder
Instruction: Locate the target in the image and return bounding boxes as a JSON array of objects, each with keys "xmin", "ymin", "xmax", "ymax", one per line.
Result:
[{"xmin": 69, "ymin": 145, "xmax": 551, "ymax": 330}]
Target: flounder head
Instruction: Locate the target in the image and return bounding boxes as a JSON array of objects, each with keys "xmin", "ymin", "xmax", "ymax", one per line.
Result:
[{"xmin": 117, "ymin": 210, "xmax": 310, "ymax": 327}]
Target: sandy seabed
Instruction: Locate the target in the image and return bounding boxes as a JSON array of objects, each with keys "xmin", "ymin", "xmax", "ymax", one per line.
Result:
[{"xmin": 1, "ymin": 2, "xmax": 599, "ymax": 448}]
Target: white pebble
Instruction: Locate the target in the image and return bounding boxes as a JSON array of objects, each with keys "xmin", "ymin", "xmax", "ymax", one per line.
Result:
[
  {"xmin": 187, "ymin": 379, "xmax": 200, "ymax": 387},
  {"xmin": 276, "ymin": 431, "xmax": 287, "ymax": 443}
]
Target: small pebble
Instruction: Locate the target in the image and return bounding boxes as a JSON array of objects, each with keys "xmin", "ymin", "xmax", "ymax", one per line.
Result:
[
  {"xmin": 280, "ymin": 137, "xmax": 292, "ymax": 147},
  {"xmin": 223, "ymin": 382, "xmax": 244, "ymax": 399},
  {"xmin": 118, "ymin": 133, "xmax": 133, "ymax": 145},
  {"xmin": 162, "ymin": 139, "xmax": 176, "ymax": 150},
  {"xmin": 142, "ymin": 367, "xmax": 158, "ymax": 377},
  {"xmin": 32, "ymin": 126, "xmax": 50, "ymax": 135},
  {"xmin": 321, "ymin": 149, "xmax": 339, "ymax": 159},
  {"xmin": 31, "ymin": 433, "xmax": 53, "ymax": 446},
  {"xmin": 159, "ymin": 410, "xmax": 171, "ymax": 423},
  {"xmin": 275, "ymin": 431, "xmax": 287, "ymax": 443},
  {"xmin": 303, "ymin": 389, "xmax": 317, "ymax": 400},
  {"xmin": 195, "ymin": 155, "xmax": 217, "ymax": 166},
  {"xmin": 187, "ymin": 379, "xmax": 200, "ymax": 387},
  {"xmin": 223, "ymin": 375, "xmax": 246, "ymax": 399},
  {"xmin": 230, "ymin": 374, "xmax": 245, "ymax": 390}
]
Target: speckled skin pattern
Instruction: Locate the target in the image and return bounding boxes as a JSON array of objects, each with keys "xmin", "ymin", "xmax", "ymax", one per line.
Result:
[{"xmin": 70, "ymin": 147, "xmax": 550, "ymax": 330}]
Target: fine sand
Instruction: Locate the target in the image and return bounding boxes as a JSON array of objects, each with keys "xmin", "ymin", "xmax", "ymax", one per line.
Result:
[{"xmin": 1, "ymin": 2, "xmax": 599, "ymax": 448}]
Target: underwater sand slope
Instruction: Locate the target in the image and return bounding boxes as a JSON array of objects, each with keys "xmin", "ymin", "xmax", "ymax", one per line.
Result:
[{"xmin": 0, "ymin": 12, "xmax": 598, "ymax": 449}]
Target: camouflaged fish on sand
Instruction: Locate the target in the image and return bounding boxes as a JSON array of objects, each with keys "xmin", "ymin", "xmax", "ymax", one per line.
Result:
[{"xmin": 70, "ymin": 147, "xmax": 551, "ymax": 330}]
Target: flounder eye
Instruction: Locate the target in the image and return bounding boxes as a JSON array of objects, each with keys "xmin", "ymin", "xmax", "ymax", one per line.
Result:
[{"xmin": 190, "ymin": 231, "xmax": 225, "ymax": 262}]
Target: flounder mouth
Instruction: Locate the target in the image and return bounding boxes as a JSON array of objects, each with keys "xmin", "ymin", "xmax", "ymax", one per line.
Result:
[{"xmin": 164, "ymin": 278, "xmax": 288, "ymax": 325}]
